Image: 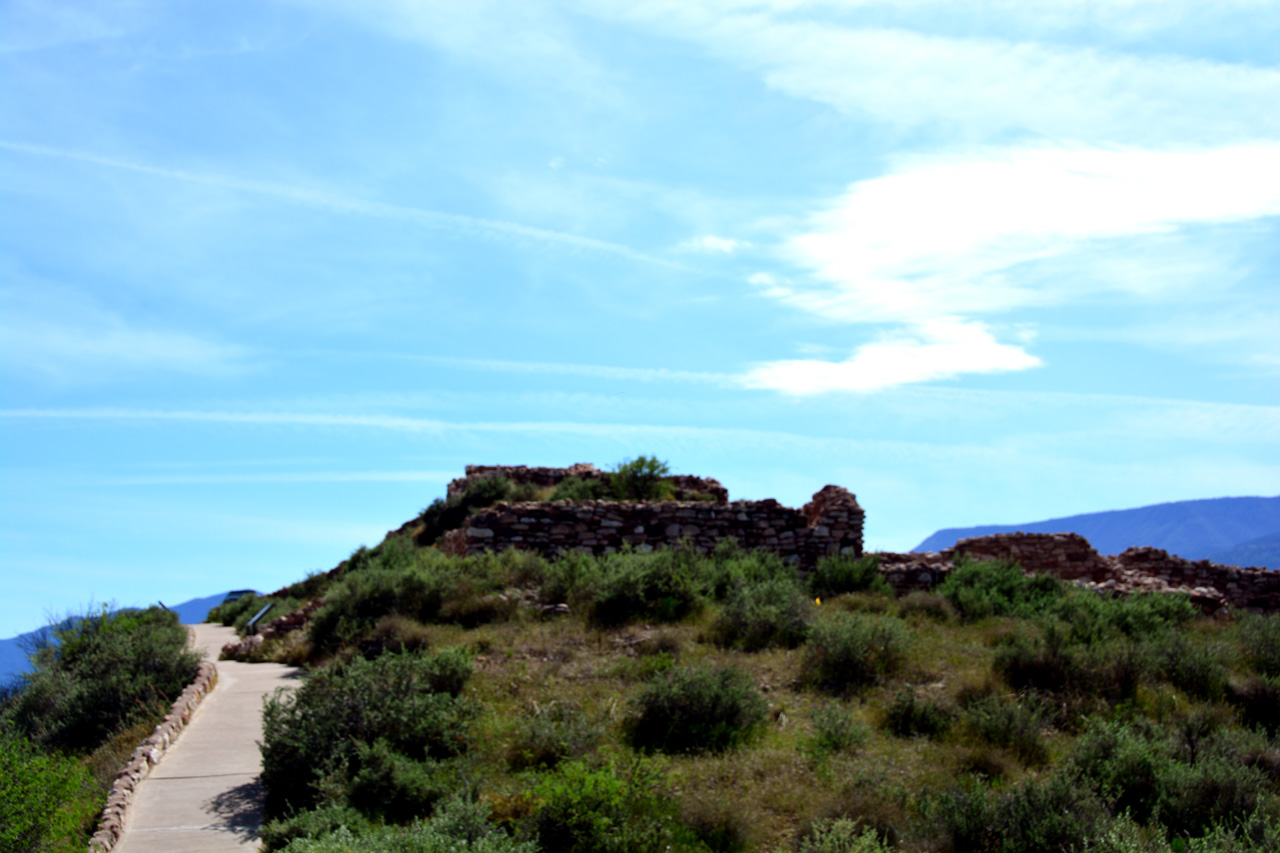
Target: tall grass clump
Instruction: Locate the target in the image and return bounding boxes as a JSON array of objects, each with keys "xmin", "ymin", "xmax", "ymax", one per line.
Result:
[
  {"xmin": 802, "ymin": 612, "xmax": 911, "ymax": 695},
  {"xmin": 260, "ymin": 648, "xmax": 477, "ymax": 819},
  {"xmin": 626, "ymin": 665, "xmax": 768, "ymax": 754}
]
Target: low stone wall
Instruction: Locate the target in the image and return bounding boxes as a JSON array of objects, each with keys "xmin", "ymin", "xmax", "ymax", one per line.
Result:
[
  {"xmin": 879, "ymin": 532, "xmax": 1279, "ymax": 614},
  {"xmin": 440, "ymin": 485, "xmax": 865, "ymax": 568},
  {"xmin": 88, "ymin": 645, "xmax": 218, "ymax": 852},
  {"xmin": 447, "ymin": 463, "xmax": 730, "ymax": 503}
]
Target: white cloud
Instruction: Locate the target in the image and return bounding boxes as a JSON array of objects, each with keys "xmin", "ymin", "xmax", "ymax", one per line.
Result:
[
  {"xmin": 772, "ymin": 144, "xmax": 1280, "ymax": 324},
  {"xmin": 581, "ymin": 1, "xmax": 1280, "ymax": 145},
  {"xmin": 681, "ymin": 235, "xmax": 750, "ymax": 253},
  {"xmin": 740, "ymin": 318, "xmax": 1041, "ymax": 393}
]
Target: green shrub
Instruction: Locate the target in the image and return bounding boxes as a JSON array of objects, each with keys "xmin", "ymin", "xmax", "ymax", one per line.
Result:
[
  {"xmin": 260, "ymin": 804, "xmax": 372, "ymax": 851},
  {"xmin": 1068, "ymin": 719, "xmax": 1172, "ymax": 824},
  {"xmin": 938, "ymin": 557, "xmax": 1064, "ymax": 621},
  {"xmin": 626, "ymin": 665, "xmax": 768, "ymax": 754},
  {"xmin": 587, "ymin": 548, "xmax": 704, "ymax": 628},
  {"xmin": 9, "ymin": 606, "xmax": 199, "ymax": 752},
  {"xmin": 934, "ymin": 773, "xmax": 1107, "ymax": 853},
  {"xmin": 808, "ymin": 554, "xmax": 890, "ymax": 600},
  {"xmin": 802, "ymin": 613, "xmax": 910, "ymax": 695},
  {"xmin": 682, "ymin": 795, "xmax": 752, "ymax": 852},
  {"xmin": 0, "ymin": 729, "xmax": 98, "ymax": 853},
  {"xmin": 549, "ymin": 476, "xmax": 610, "ymax": 502},
  {"xmin": 1235, "ymin": 613, "xmax": 1280, "ymax": 678},
  {"xmin": 507, "ymin": 702, "xmax": 603, "ymax": 770},
  {"xmin": 804, "ymin": 701, "xmax": 871, "ymax": 761},
  {"xmin": 795, "ymin": 818, "xmax": 895, "ymax": 853},
  {"xmin": 608, "ymin": 455, "xmax": 675, "ymax": 501},
  {"xmin": 260, "ymin": 649, "xmax": 477, "ymax": 818},
  {"xmin": 1147, "ymin": 631, "xmax": 1229, "ymax": 700},
  {"xmin": 994, "ymin": 627, "xmax": 1146, "ymax": 705},
  {"xmin": 526, "ymin": 759, "xmax": 686, "ymax": 853},
  {"xmin": 959, "ymin": 694, "xmax": 1047, "ymax": 765},
  {"xmin": 699, "ymin": 540, "xmax": 796, "ymax": 601},
  {"xmin": 883, "ymin": 690, "xmax": 953, "ymax": 739},
  {"xmin": 1227, "ymin": 674, "xmax": 1280, "ymax": 737},
  {"xmin": 270, "ymin": 798, "xmax": 537, "ymax": 852},
  {"xmin": 417, "ymin": 477, "xmax": 520, "ymax": 545},
  {"xmin": 708, "ymin": 577, "xmax": 812, "ymax": 651},
  {"xmin": 347, "ymin": 738, "xmax": 457, "ymax": 823}
]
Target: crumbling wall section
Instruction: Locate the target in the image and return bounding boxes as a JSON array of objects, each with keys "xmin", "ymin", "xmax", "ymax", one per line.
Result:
[
  {"xmin": 440, "ymin": 486, "xmax": 864, "ymax": 568},
  {"xmin": 446, "ymin": 463, "xmax": 730, "ymax": 503}
]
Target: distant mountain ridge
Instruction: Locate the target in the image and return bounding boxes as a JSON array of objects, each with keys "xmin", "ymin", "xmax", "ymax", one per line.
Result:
[{"xmin": 914, "ymin": 496, "xmax": 1280, "ymax": 568}]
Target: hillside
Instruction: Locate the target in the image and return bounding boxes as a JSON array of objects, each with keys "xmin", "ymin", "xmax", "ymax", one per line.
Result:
[{"xmin": 913, "ymin": 495, "xmax": 1280, "ymax": 565}]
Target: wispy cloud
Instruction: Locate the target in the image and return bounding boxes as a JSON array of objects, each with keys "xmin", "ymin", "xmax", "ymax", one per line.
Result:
[
  {"xmin": 323, "ymin": 352, "xmax": 732, "ymax": 385},
  {"xmin": 740, "ymin": 317, "xmax": 1041, "ymax": 394},
  {"xmin": 0, "ymin": 141, "xmax": 684, "ymax": 271},
  {"xmin": 680, "ymin": 235, "xmax": 750, "ymax": 254},
  {"xmin": 771, "ymin": 144, "xmax": 1280, "ymax": 324}
]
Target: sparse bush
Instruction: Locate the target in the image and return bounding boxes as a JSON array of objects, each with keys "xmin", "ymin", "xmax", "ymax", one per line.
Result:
[
  {"xmin": 268, "ymin": 798, "xmax": 536, "ymax": 852},
  {"xmin": 959, "ymin": 694, "xmax": 1047, "ymax": 765},
  {"xmin": 708, "ymin": 577, "xmax": 812, "ymax": 651},
  {"xmin": 507, "ymin": 702, "xmax": 603, "ymax": 770},
  {"xmin": 938, "ymin": 557, "xmax": 1063, "ymax": 621},
  {"xmin": 260, "ymin": 804, "xmax": 372, "ymax": 851},
  {"xmin": 994, "ymin": 626, "xmax": 1146, "ymax": 705},
  {"xmin": 260, "ymin": 649, "xmax": 477, "ymax": 818},
  {"xmin": 795, "ymin": 818, "xmax": 895, "ymax": 853},
  {"xmin": 896, "ymin": 591, "xmax": 955, "ymax": 621},
  {"xmin": 1147, "ymin": 631, "xmax": 1229, "ymax": 700},
  {"xmin": 416, "ymin": 477, "xmax": 520, "ymax": 545},
  {"xmin": 627, "ymin": 665, "xmax": 768, "ymax": 754},
  {"xmin": 1227, "ymin": 674, "xmax": 1280, "ymax": 737},
  {"xmin": 1235, "ymin": 613, "xmax": 1280, "ymax": 678},
  {"xmin": 682, "ymin": 795, "xmax": 753, "ymax": 852},
  {"xmin": 883, "ymin": 689, "xmax": 953, "ymax": 739},
  {"xmin": 808, "ymin": 554, "xmax": 890, "ymax": 600},
  {"xmin": 802, "ymin": 613, "xmax": 911, "ymax": 695},
  {"xmin": 804, "ymin": 701, "xmax": 871, "ymax": 761}
]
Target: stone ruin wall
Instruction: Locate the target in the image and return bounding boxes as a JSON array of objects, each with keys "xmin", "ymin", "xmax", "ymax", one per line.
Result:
[
  {"xmin": 447, "ymin": 463, "xmax": 730, "ymax": 503},
  {"xmin": 440, "ymin": 484, "xmax": 865, "ymax": 569},
  {"xmin": 885, "ymin": 532, "xmax": 1280, "ymax": 614}
]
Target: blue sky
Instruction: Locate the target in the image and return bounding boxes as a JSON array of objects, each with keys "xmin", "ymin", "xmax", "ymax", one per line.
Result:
[{"xmin": 2, "ymin": 0, "xmax": 1278, "ymax": 639}]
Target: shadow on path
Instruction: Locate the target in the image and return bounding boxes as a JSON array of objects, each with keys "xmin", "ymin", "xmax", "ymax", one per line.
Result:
[{"xmin": 205, "ymin": 778, "xmax": 264, "ymax": 841}]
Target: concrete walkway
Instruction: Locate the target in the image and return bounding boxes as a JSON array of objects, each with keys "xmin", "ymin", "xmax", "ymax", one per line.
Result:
[{"xmin": 114, "ymin": 623, "xmax": 301, "ymax": 853}]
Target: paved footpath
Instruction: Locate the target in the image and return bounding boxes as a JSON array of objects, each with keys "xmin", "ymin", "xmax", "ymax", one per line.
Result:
[{"xmin": 113, "ymin": 623, "xmax": 301, "ymax": 853}]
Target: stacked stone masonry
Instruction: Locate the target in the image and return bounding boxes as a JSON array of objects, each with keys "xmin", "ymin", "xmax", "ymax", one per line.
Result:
[
  {"xmin": 447, "ymin": 463, "xmax": 730, "ymax": 503},
  {"xmin": 440, "ymin": 484, "xmax": 865, "ymax": 568},
  {"xmin": 88, "ymin": 651, "xmax": 218, "ymax": 852},
  {"xmin": 880, "ymin": 532, "xmax": 1278, "ymax": 614}
]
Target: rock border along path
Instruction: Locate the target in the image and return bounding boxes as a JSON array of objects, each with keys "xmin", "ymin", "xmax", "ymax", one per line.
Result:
[{"xmin": 109, "ymin": 623, "xmax": 300, "ymax": 853}]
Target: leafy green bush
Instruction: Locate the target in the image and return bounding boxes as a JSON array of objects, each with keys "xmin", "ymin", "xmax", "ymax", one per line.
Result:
[
  {"xmin": 271, "ymin": 798, "xmax": 537, "ymax": 853},
  {"xmin": 1227, "ymin": 674, "xmax": 1280, "ymax": 737},
  {"xmin": 348, "ymin": 738, "xmax": 458, "ymax": 823},
  {"xmin": 507, "ymin": 702, "xmax": 603, "ymax": 770},
  {"xmin": 608, "ymin": 455, "xmax": 675, "ymax": 501},
  {"xmin": 260, "ymin": 649, "xmax": 477, "ymax": 818},
  {"xmin": 802, "ymin": 613, "xmax": 910, "ymax": 695},
  {"xmin": 895, "ymin": 591, "xmax": 955, "ymax": 621},
  {"xmin": 526, "ymin": 759, "xmax": 687, "ymax": 853},
  {"xmin": 883, "ymin": 690, "xmax": 953, "ymax": 739},
  {"xmin": 417, "ymin": 477, "xmax": 520, "ymax": 545},
  {"xmin": 0, "ymin": 729, "xmax": 98, "ymax": 853},
  {"xmin": 626, "ymin": 665, "xmax": 768, "ymax": 754},
  {"xmin": 938, "ymin": 557, "xmax": 1064, "ymax": 621},
  {"xmin": 934, "ymin": 773, "xmax": 1107, "ymax": 853},
  {"xmin": 9, "ymin": 606, "xmax": 199, "ymax": 752},
  {"xmin": 260, "ymin": 803, "xmax": 372, "ymax": 851},
  {"xmin": 808, "ymin": 554, "xmax": 890, "ymax": 600},
  {"xmin": 1147, "ymin": 631, "xmax": 1228, "ymax": 700},
  {"xmin": 707, "ymin": 577, "xmax": 812, "ymax": 651},
  {"xmin": 993, "ymin": 626, "xmax": 1146, "ymax": 705},
  {"xmin": 549, "ymin": 476, "xmax": 610, "ymax": 502},
  {"xmin": 587, "ymin": 548, "xmax": 704, "ymax": 628}
]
